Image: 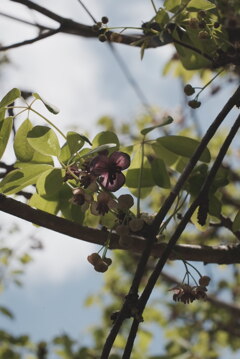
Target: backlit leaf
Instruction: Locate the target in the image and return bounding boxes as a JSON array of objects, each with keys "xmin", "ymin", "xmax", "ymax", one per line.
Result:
[
  {"xmin": 0, "ymin": 88, "xmax": 21, "ymax": 108},
  {"xmin": 13, "ymin": 119, "xmax": 34, "ymax": 161},
  {"xmin": 29, "ymin": 193, "xmax": 60, "ymax": 215},
  {"xmin": 33, "ymin": 92, "xmax": 59, "ymax": 114},
  {"xmin": 0, "ymin": 164, "xmax": 52, "ymax": 195},
  {"xmin": 151, "ymin": 158, "xmax": 170, "ymax": 188},
  {"xmin": 187, "ymin": 0, "xmax": 216, "ymax": 11},
  {"xmin": 157, "ymin": 135, "xmax": 211, "ymax": 163},
  {"xmin": 27, "ymin": 126, "xmax": 61, "ymax": 156},
  {"xmin": 0, "ymin": 117, "xmax": 13, "ymax": 160},
  {"xmin": 36, "ymin": 168, "xmax": 64, "ymax": 197}
]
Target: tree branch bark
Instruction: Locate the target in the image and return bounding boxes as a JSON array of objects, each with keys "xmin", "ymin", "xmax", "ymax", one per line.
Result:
[{"xmin": 1, "ymin": 193, "xmax": 239, "ymax": 264}]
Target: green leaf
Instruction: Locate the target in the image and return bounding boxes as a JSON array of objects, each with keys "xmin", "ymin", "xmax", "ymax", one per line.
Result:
[
  {"xmin": 33, "ymin": 92, "xmax": 59, "ymax": 114},
  {"xmin": 92, "ymin": 131, "xmax": 119, "ymax": 150},
  {"xmin": 141, "ymin": 116, "xmax": 173, "ymax": 136},
  {"xmin": 0, "ymin": 164, "xmax": 52, "ymax": 195},
  {"xmin": 187, "ymin": 0, "xmax": 216, "ymax": 11},
  {"xmin": 27, "ymin": 125, "xmax": 61, "ymax": 156},
  {"xmin": 125, "ymin": 168, "xmax": 155, "ymax": 188},
  {"xmin": 155, "ymin": 8, "xmax": 170, "ymax": 27},
  {"xmin": 0, "ymin": 88, "xmax": 21, "ymax": 108},
  {"xmin": 0, "ymin": 306, "xmax": 14, "ymax": 319},
  {"xmin": 66, "ymin": 131, "xmax": 85, "ymax": 154},
  {"xmin": 164, "ymin": 0, "xmax": 181, "ymax": 12},
  {"xmin": 151, "ymin": 158, "xmax": 170, "ymax": 188},
  {"xmin": 36, "ymin": 168, "xmax": 64, "ymax": 197},
  {"xmin": 29, "ymin": 193, "xmax": 60, "ymax": 214},
  {"xmin": 0, "ymin": 117, "xmax": 13, "ymax": 160},
  {"xmin": 172, "ymin": 27, "xmax": 212, "ymax": 70},
  {"xmin": 81, "ymin": 143, "xmax": 117, "ymax": 158},
  {"xmin": 151, "ymin": 142, "xmax": 178, "ymax": 166},
  {"xmin": 15, "ymin": 151, "xmax": 54, "ymax": 169},
  {"xmin": 157, "ymin": 135, "xmax": 211, "ymax": 163},
  {"xmin": 209, "ymin": 194, "xmax": 222, "ymax": 218},
  {"xmin": 232, "ymin": 210, "xmax": 240, "ymax": 232},
  {"xmin": 0, "ymin": 108, "xmax": 5, "ymax": 121},
  {"xmin": 13, "ymin": 119, "xmax": 34, "ymax": 161}
]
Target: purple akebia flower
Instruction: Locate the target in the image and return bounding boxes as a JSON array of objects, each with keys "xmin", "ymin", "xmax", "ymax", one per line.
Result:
[{"xmin": 89, "ymin": 151, "xmax": 130, "ymax": 192}]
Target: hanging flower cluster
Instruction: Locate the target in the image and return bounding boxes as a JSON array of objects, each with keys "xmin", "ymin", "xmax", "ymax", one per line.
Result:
[
  {"xmin": 169, "ymin": 276, "xmax": 211, "ymax": 304},
  {"xmin": 68, "ymin": 150, "xmax": 131, "ymax": 216}
]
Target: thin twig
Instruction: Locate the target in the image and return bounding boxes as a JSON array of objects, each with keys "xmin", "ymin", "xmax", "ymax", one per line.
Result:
[{"xmin": 0, "ymin": 28, "xmax": 61, "ymax": 52}]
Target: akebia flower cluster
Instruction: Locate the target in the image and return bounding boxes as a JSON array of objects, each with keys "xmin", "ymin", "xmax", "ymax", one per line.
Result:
[
  {"xmin": 68, "ymin": 150, "xmax": 131, "ymax": 216},
  {"xmin": 169, "ymin": 276, "xmax": 211, "ymax": 304},
  {"xmin": 66, "ymin": 150, "xmax": 134, "ymax": 272}
]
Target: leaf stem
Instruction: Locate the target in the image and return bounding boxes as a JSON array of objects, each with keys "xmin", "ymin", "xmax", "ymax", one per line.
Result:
[
  {"xmin": 29, "ymin": 107, "xmax": 67, "ymax": 140},
  {"xmin": 150, "ymin": 0, "xmax": 157, "ymax": 14}
]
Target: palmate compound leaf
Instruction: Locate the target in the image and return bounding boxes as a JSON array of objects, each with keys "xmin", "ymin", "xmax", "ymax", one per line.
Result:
[
  {"xmin": 157, "ymin": 135, "xmax": 211, "ymax": 163},
  {"xmin": 140, "ymin": 116, "xmax": 173, "ymax": 136},
  {"xmin": 27, "ymin": 125, "xmax": 61, "ymax": 157},
  {"xmin": 0, "ymin": 117, "xmax": 13, "ymax": 160},
  {"xmin": 0, "ymin": 88, "xmax": 21, "ymax": 108},
  {"xmin": 13, "ymin": 119, "xmax": 34, "ymax": 161},
  {"xmin": 0, "ymin": 164, "xmax": 52, "ymax": 195},
  {"xmin": 32, "ymin": 92, "xmax": 59, "ymax": 114},
  {"xmin": 36, "ymin": 168, "xmax": 65, "ymax": 197}
]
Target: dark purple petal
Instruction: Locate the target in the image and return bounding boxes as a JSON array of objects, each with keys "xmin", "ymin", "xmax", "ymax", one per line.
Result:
[
  {"xmin": 100, "ymin": 172, "xmax": 125, "ymax": 192},
  {"xmin": 109, "ymin": 152, "xmax": 130, "ymax": 170},
  {"xmin": 89, "ymin": 155, "xmax": 109, "ymax": 175}
]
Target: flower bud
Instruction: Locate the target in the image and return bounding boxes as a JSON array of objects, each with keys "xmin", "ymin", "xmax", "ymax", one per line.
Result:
[
  {"xmin": 87, "ymin": 252, "xmax": 101, "ymax": 265},
  {"xmin": 103, "ymin": 257, "xmax": 112, "ymax": 267},
  {"xmin": 184, "ymin": 84, "xmax": 195, "ymax": 96},
  {"xmin": 101, "ymin": 16, "xmax": 109, "ymax": 24},
  {"xmin": 94, "ymin": 260, "xmax": 108, "ymax": 273},
  {"xmin": 199, "ymin": 275, "xmax": 211, "ymax": 287},
  {"xmin": 129, "ymin": 218, "xmax": 144, "ymax": 232},
  {"xmin": 188, "ymin": 100, "xmax": 201, "ymax": 109},
  {"xmin": 118, "ymin": 194, "xmax": 134, "ymax": 210}
]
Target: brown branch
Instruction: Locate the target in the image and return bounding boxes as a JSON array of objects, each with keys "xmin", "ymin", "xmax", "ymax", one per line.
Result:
[
  {"xmin": 0, "ymin": 28, "xmax": 61, "ymax": 51},
  {"xmin": 0, "ymin": 193, "xmax": 239, "ymax": 264}
]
